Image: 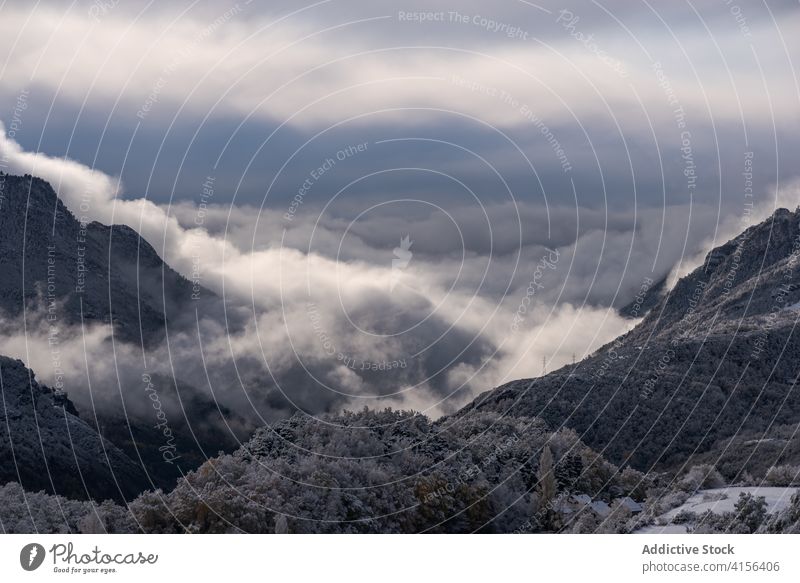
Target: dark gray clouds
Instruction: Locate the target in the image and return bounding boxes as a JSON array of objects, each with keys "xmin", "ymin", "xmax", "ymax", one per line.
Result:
[{"xmin": 1, "ymin": 0, "xmax": 797, "ymax": 210}]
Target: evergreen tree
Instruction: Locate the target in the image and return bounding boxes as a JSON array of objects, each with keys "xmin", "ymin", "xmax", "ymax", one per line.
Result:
[{"xmin": 555, "ymin": 454, "xmax": 583, "ymax": 491}]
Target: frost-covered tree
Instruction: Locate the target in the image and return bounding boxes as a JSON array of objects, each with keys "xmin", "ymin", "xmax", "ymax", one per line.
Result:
[
  {"xmin": 3, "ymin": 408, "xmax": 647, "ymax": 533},
  {"xmin": 274, "ymin": 514, "xmax": 288, "ymax": 534}
]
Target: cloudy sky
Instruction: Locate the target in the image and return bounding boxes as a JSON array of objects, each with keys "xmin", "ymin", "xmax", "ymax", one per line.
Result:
[
  {"xmin": 2, "ymin": 0, "xmax": 798, "ymax": 207},
  {"xmin": 1, "ymin": 0, "xmax": 799, "ymax": 420}
]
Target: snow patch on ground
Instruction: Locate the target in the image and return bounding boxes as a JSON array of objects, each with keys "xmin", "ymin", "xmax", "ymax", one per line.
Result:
[
  {"xmin": 742, "ymin": 438, "xmax": 787, "ymax": 446},
  {"xmin": 637, "ymin": 524, "xmax": 689, "ymax": 534},
  {"xmin": 635, "ymin": 487, "xmax": 798, "ymax": 534}
]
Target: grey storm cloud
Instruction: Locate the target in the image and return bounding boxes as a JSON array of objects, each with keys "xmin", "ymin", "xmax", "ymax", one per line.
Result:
[{"xmin": 0, "ymin": 0, "xmax": 797, "ymax": 204}]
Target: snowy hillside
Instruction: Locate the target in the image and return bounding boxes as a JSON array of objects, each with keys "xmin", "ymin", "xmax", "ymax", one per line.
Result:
[{"xmin": 637, "ymin": 487, "xmax": 800, "ymax": 534}]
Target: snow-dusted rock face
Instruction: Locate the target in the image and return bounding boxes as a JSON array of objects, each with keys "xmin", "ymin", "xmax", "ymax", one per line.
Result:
[
  {"xmin": 0, "ymin": 173, "xmax": 204, "ymax": 345},
  {"xmin": 0, "ymin": 356, "xmax": 149, "ymax": 501},
  {"xmin": 0, "ymin": 175, "xmax": 248, "ymax": 499},
  {"xmin": 462, "ymin": 208, "xmax": 800, "ymax": 474},
  {"xmin": 633, "ymin": 206, "xmax": 800, "ymax": 339}
]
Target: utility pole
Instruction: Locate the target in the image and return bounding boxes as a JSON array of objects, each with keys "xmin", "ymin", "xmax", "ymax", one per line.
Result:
[{"xmin": 542, "ymin": 356, "xmax": 547, "ymax": 375}]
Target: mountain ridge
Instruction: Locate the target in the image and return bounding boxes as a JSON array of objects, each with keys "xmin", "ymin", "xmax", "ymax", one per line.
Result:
[
  {"xmin": 0, "ymin": 174, "xmax": 241, "ymax": 499},
  {"xmin": 0, "ymin": 355, "xmax": 149, "ymax": 501},
  {"xmin": 459, "ymin": 206, "xmax": 800, "ymax": 475},
  {"xmin": 0, "ymin": 172, "xmax": 209, "ymax": 345}
]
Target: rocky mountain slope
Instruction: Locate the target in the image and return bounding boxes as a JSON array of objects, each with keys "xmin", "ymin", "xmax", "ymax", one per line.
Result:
[
  {"xmin": 0, "ymin": 174, "xmax": 243, "ymax": 494},
  {"xmin": 0, "ymin": 173, "xmax": 208, "ymax": 345},
  {"xmin": 0, "ymin": 356, "xmax": 149, "ymax": 501},
  {"xmin": 460, "ymin": 207, "xmax": 800, "ymax": 478}
]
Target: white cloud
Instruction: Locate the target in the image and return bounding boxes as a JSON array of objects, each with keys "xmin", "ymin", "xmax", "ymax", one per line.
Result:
[{"xmin": 1, "ymin": 2, "xmax": 796, "ymax": 132}]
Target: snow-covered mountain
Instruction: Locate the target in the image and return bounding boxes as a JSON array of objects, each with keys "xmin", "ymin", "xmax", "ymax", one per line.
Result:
[
  {"xmin": 0, "ymin": 173, "xmax": 206, "ymax": 344},
  {"xmin": 0, "ymin": 355, "xmax": 148, "ymax": 501},
  {"xmin": 460, "ymin": 207, "xmax": 800, "ymax": 476},
  {"xmin": 0, "ymin": 173, "xmax": 243, "ymax": 495}
]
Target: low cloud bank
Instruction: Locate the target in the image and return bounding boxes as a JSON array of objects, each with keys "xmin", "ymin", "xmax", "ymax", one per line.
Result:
[{"xmin": 0, "ymin": 126, "xmax": 793, "ymax": 425}]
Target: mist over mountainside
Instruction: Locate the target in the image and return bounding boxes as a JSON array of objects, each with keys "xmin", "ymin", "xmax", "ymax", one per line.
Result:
[
  {"xmin": 0, "ymin": 173, "xmax": 224, "ymax": 344},
  {"xmin": 0, "ymin": 174, "xmax": 246, "ymax": 492}
]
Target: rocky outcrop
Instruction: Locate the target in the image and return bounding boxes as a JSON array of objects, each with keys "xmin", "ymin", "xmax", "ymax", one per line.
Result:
[
  {"xmin": 460, "ymin": 208, "xmax": 800, "ymax": 475},
  {"xmin": 0, "ymin": 173, "xmax": 206, "ymax": 345},
  {"xmin": 0, "ymin": 356, "xmax": 149, "ymax": 501}
]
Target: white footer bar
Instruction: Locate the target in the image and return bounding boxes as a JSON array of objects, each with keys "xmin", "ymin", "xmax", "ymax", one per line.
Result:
[{"xmin": 1, "ymin": 534, "xmax": 797, "ymax": 582}]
